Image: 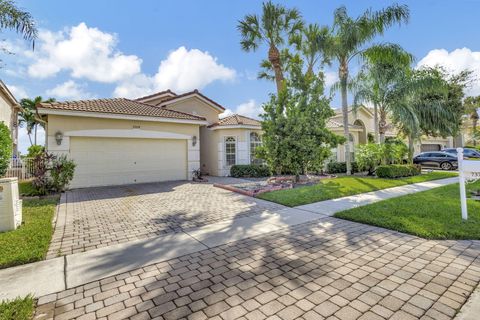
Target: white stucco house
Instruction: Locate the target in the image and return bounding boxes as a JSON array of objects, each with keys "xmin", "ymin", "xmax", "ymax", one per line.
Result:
[{"xmin": 0, "ymin": 81, "xmax": 20, "ymax": 155}]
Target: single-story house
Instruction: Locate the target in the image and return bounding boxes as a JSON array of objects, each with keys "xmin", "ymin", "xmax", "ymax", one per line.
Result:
[
  {"xmin": 0, "ymin": 81, "xmax": 20, "ymax": 155},
  {"xmin": 328, "ymin": 106, "xmax": 462, "ymax": 162},
  {"xmin": 38, "ymin": 90, "xmax": 262, "ymax": 188}
]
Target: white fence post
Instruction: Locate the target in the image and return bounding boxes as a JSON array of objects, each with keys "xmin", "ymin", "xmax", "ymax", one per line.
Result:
[{"xmin": 457, "ymin": 148, "xmax": 468, "ymax": 220}]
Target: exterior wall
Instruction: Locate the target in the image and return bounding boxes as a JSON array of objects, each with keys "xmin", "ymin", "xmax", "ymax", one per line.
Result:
[
  {"xmin": 165, "ymin": 97, "xmax": 221, "ymax": 124},
  {"xmin": 203, "ymin": 128, "xmax": 263, "ymax": 176},
  {"xmin": 45, "ymin": 114, "xmax": 200, "ymax": 180},
  {"xmin": 0, "ymin": 91, "xmax": 17, "ymax": 154}
]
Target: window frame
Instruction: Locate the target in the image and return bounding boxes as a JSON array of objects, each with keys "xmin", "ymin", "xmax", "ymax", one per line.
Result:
[
  {"xmin": 249, "ymin": 132, "xmax": 262, "ymax": 165},
  {"xmin": 224, "ymin": 136, "xmax": 237, "ymax": 167}
]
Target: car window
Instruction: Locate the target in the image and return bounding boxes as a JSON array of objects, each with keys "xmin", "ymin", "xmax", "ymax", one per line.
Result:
[
  {"xmin": 464, "ymin": 149, "xmax": 476, "ymax": 155},
  {"xmin": 432, "ymin": 153, "xmax": 446, "ymax": 157}
]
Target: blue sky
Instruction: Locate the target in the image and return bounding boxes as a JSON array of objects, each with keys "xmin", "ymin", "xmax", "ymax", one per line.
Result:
[{"xmin": 2, "ymin": 0, "xmax": 480, "ymax": 153}]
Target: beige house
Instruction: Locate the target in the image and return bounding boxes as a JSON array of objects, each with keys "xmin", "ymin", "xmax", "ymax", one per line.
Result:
[
  {"xmin": 37, "ymin": 90, "xmax": 262, "ymax": 188},
  {"xmin": 328, "ymin": 105, "xmax": 459, "ymax": 162},
  {"xmin": 0, "ymin": 81, "xmax": 20, "ymax": 155}
]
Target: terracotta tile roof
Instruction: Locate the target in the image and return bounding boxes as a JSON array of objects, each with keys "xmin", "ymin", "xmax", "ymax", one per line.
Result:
[
  {"xmin": 38, "ymin": 98, "xmax": 206, "ymax": 121},
  {"xmin": 208, "ymin": 114, "xmax": 261, "ymax": 128},
  {"xmin": 326, "ymin": 119, "xmax": 363, "ymax": 129},
  {"xmin": 159, "ymin": 89, "xmax": 226, "ymax": 110},
  {"xmin": 134, "ymin": 90, "xmax": 176, "ymax": 102}
]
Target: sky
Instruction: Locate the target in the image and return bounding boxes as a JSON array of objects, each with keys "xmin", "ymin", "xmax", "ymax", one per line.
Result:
[{"xmin": 2, "ymin": 0, "xmax": 480, "ymax": 154}]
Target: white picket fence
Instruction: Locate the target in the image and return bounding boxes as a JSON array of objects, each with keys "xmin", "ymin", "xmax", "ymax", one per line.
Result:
[{"xmin": 4, "ymin": 158, "xmax": 37, "ymax": 180}]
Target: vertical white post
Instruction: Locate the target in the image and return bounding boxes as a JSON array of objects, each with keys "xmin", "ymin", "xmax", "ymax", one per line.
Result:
[{"xmin": 457, "ymin": 148, "xmax": 468, "ymax": 220}]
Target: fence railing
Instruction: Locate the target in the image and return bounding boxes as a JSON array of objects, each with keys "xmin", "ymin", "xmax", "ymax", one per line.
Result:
[{"xmin": 4, "ymin": 158, "xmax": 36, "ymax": 180}]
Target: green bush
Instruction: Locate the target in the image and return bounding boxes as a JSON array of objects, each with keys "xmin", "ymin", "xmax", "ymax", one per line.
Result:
[
  {"xmin": 326, "ymin": 161, "xmax": 358, "ymax": 174},
  {"xmin": 376, "ymin": 164, "xmax": 421, "ymax": 178},
  {"xmin": 25, "ymin": 144, "xmax": 44, "ymax": 158},
  {"xmin": 230, "ymin": 164, "xmax": 270, "ymax": 178},
  {"xmin": 32, "ymin": 152, "xmax": 76, "ymax": 194},
  {"xmin": 50, "ymin": 155, "xmax": 76, "ymax": 192},
  {"xmin": 0, "ymin": 122, "xmax": 12, "ymax": 177},
  {"xmin": 356, "ymin": 144, "xmax": 383, "ymax": 175}
]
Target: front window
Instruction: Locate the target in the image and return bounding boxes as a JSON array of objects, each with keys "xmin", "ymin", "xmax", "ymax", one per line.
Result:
[
  {"xmin": 225, "ymin": 136, "xmax": 236, "ymax": 166},
  {"xmin": 250, "ymin": 132, "xmax": 262, "ymax": 165}
]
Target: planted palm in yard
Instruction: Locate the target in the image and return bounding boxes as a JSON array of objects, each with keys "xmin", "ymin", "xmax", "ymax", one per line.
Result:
[{"xmin": 335, "ymin": 181, "xmax": 480, "ymax": 240}]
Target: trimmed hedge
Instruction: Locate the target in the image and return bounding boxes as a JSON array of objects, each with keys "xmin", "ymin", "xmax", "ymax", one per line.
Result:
[
  {"xmin": 326, "ymin": 161, "xmax": 358, "ymax": 174},
  {"xmin": 376, "ymin": 164, "xmax": 421, "ymax": 179},
  {"xmin": 230, "ymin": 164, "xmax": 270, "ymax": 178}
]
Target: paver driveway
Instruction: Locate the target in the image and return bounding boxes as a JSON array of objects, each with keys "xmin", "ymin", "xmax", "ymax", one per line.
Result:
[
  {"xmin": 47, "ymin": 178, "xmax": 284, "ymax": 258},
  {"xmin": 36, "ymin": 217, "xmax": 480, "ymax": 320}
]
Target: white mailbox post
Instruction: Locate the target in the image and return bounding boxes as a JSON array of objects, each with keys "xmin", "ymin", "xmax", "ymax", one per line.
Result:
[
  {"xmin": 0, "ymin": 177, "xmax": 22, "ymax": 232},
  {"xmin": 457, "ymin": 148, "xmax": 480, "ymax": 220}
]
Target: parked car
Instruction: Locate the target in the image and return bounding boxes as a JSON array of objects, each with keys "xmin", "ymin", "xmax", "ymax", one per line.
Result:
[
  {"xmin": 442, "ymin": 148, "xmax": 480, "ymax": 159},
  {"xmin": 413, "ymin": 152, "xmax": 458, "ymax": 170}
]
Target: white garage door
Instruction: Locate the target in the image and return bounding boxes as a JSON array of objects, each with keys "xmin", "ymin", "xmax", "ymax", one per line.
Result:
[{"xmin": 70, "ymin": 137, "xmax": 187, "ymax": 188}]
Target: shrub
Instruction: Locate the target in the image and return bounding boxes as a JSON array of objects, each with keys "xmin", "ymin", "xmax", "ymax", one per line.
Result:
[
  {"xmin": 326, "ymin": 161, "xmax": 358, "ymax": 174},
  {"xmin": 32, "ymin": 152, "xmax": 76, "ymax": 194},
  {"xmin": 356, "ymin": 144, "xmax": 383, "ymax": 175},
  {"xmin": 50, "ymin": 155, "xmax": 76, "ymax": 192},
  {"xmin": 26, "ymin": 144, "xmax": 44, "ymax": 158},
  {"xmin": 376, "ymin": 164, "xmax": 421, "ymax": 179},
  {"xmin": 230, "ymin": 164, "xmax": 271, "ymax": 178},
  {"xmin": 0, "ymin": 122, "xmax": 12, "ymax": 177}
]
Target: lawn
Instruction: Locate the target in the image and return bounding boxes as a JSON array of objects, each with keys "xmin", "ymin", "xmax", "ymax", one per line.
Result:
[
  {"xmin": 18, "ymin": 180, "xmax": 41, "ymax": 197},
  {"xmin": 335, "ymin": 181, "xmax": 480, "ymax": 240},
  {"xmin": 0, "ymin": 296, "xmax": 34, "ymax": 320},
  {"xmin": 257, "ymin": 171, "xmax": 457, "ymax": 207},
  {"xmin": 0, "ymin": 198, "xmax": 58, "ymax": 269}
]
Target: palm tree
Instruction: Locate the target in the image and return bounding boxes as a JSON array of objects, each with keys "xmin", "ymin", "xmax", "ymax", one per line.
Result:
[
  {"xmin": 353, "ymin": 44, "xmax": 414, "ymax": 143},
  {"xmin": 238, "ymin": 1, "xmax": 303, "ymax": 94},
  {"xmin": 325, "ymin": 4, "xmax": 410, "ymax": 174},
  {"xmin": 464, "ymin": 96, "xmax": 480, "ymax": 146},
  {"xmin": 19, "ymin": 96, "xmax": 55, "ymax": 145},
  {"xmin": 0, "ymin": 0, "xmax": 37, "ymax": 47}
]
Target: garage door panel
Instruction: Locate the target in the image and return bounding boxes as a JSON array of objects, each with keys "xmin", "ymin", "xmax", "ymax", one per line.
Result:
[{"xmin": 70, "ymin": 137, "xmax": 187, "ymax": 188}]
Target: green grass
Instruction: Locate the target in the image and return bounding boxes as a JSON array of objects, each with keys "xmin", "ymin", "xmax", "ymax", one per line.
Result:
[
  {"xmin": 0, "ymin": 296, "xmax": 34, "ymax": 320},
  {"xmin": 258, "ymin": 171, "xmax": 458, "ymax": 207},
  {"xmin": 18, "ymin": 180, "xmax": 41, "ymax": 197},
  {"xmin": 0, "ymin": 198, "xmax": 58, "ymax": 269},
  {"xmin": 335, "ymin": 181, "xmax": 480, "ymax": 240}
]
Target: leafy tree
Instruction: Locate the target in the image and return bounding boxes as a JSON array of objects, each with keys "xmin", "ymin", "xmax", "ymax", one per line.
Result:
[
  {"xmin": 26, "ymin": 144, "xmax": 44, "ymax": 158},
  {"xmin": 325, "ymin": 4, "xmax": 410, "ymax": 174},
  {"xmin": 238, "ymin": 1, "xmax": 303, "ymax": 94},
  {"xmin": 19, "ymin": 96, "xmax": 55, "ymax": 145},
  {"xmin": 0, "ymin": 122, "xmax": 12, "ymax": 177},
  {"xmin": 258, "ymin": 57, "xmax": 343, "ymax": 178},
  {"xmin": 464, "ymin": 96, "xmax": 480, "ymax": 146},
  {"xmin": 355, "ymin": 143, "xmax": 384, "ymax": 175}
]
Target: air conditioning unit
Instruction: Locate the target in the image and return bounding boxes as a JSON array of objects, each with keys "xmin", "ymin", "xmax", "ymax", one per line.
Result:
[{"xmin": 0, "ymin": 177, "xmax": 22, "ymax": 232}]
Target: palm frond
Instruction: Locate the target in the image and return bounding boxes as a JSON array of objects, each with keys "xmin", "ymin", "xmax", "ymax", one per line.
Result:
[{"xmin": 0, "ymin": 0, "xmax": 37, "ymax": 47}]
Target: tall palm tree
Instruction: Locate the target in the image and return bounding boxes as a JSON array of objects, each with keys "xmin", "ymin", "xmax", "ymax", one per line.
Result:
[
  {"xmin": 325, "ymin": 4, "xmax": 410, "ymax": 174},
  {"xmin": 464, "ymin": 96, "xmax": 480, "ymax": 146},
  {"xmin": 19, "ymin": 96, "xmax": 55, "ymax": 145},
  {"xmin": 0, "ymin": 0, "xmax": 37, "ymax": 47},
  {"xmin": 238, "ymin": 1, "xmax": 303, "ymax": 94},
  {"xmin": 353, "ymin": 44, "xmax": 414, "ymax": 143}
]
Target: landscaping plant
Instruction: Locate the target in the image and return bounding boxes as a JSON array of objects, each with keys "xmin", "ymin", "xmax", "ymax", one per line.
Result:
[
  {"xmin": 230, "ymin": 164, "xmax": 270, "ymax": 178},
  {"xmin": 32, "ymin": 152, "xmax": 76, "ymax": 194},
  {"xmin": 0, "ymin": 122, "xmax": 12, "ymax": 177},
  {"xmin": 376, "ymin": 164, "xmax": 421, "ymax": 178},
  {"xmin": 355, "ymin": 143, "xmax": 384, "ymax": 175}
]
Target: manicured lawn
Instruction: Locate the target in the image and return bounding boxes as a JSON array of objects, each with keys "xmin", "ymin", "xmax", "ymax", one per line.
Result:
[
  {"xmin": 258, "ymin": 171, "xmax": 457, "ymax": 207},
  {"xmin": 0, "ymin": 296, "xmax": 34, "ymax": 320},
  {"xmin": 335, "ymin": 181, "xmax": 480, "ymax": 240},
  {"xmin": 0, "ymin": 198, "xmax": 58, "ymax": 269},
  {"xmin": 18, "ymin": 180, "xmax": 41, "ymax": 197}
]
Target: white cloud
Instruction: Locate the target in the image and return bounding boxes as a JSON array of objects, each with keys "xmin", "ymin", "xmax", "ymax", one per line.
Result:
[
  {"xmin": 28, "ymin": 23, "xmax": 142, "ymax": 83},
  {"xmin": 220, "ymin": 99, "xmax": 262, "ymax": 119},
  {"xmin": 324, "ymin": 71, "xmax": 338, "ymax": 87},
  {"xmin": 6, "ymin": 84, "xmax": 28, "ymax": 99},
  {"xmin": 46, "ymin": 80, "xmax": 93, "ymax": 100},
  {"xmin": 417, "ymin": 47, "xmax": 480, "ymax": 95},
  {"xmin": 114, "ymin": 46, "xmax": 236, "ymax": 98}
]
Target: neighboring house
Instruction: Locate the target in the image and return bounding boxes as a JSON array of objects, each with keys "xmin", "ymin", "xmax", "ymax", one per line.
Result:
[
  {"xmin": 329, "ymin": 105, "xmax": 459, "ymax": 162},
  {"xmin": 37, "ymin": 89, "xmax": 262, "ymax": 188},
  {"xmin": 0, "ymin": 81, "xmax": 20, "ymax": 155}
]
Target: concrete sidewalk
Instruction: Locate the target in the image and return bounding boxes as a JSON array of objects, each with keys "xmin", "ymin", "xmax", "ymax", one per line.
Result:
[
  {"xmin": 295, "ymin": 176, "xmax": 458, "ymax": 215},
  {"xmin": 0, "ymin": 176, "xmax": 459, "ymax": 302}
]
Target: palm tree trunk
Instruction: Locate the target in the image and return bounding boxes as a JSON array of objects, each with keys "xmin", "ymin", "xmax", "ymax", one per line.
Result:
[
  {"xmin": 34, "ymin": 125, "xmax": 37, "ymax": 145},
  {"xmin": 340, "ymin": 60, "xmax": 351, "ymax": 175},
  {"xmin": 373, "ymin": 102, "xmax": 379, "ymax": 143},
  {"xmin": 473, "ymin": 117, "xmax": 478, "ymax": 147},
  {"xmin": 268, "ymin": 44, "xmax": 284, "ymax": 95},
  {"xmin": 407, "ymin": 134, "xmax": 414, "ymax": 164},
  {"xmin": 379, "ymin": 108, "xmax": 387, "ymax": 144}
]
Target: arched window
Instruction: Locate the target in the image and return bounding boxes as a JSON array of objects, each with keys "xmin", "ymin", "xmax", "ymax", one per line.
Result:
[
  {"xmin": 225, "ymin": 136, "xmax": 236, "ymax": 166},
  {"xmin": 250, "ymin": 132, "xmax": 262, "ymax": 165}
]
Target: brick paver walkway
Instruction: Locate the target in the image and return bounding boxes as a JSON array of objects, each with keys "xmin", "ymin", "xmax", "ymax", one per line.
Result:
[
  {"xmin": 35, "ymin": 217, "xmax": 480, "ymax": 320},
  {"xmin": 47, "ymin": 179, "xmax": 284, "ymax": 258}
]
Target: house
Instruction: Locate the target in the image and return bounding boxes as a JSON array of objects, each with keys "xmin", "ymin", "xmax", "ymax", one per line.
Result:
[
  {"xmin": 0, "ymin": 81, "xmax": 20, "ymax": 155},
  {"xmin": 37, "ymin": 90, "xmax": 262, "ymax": 188},
  {"xmin": 329, "ymin": 105, "xmax": 460, "ymax": 162}
]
